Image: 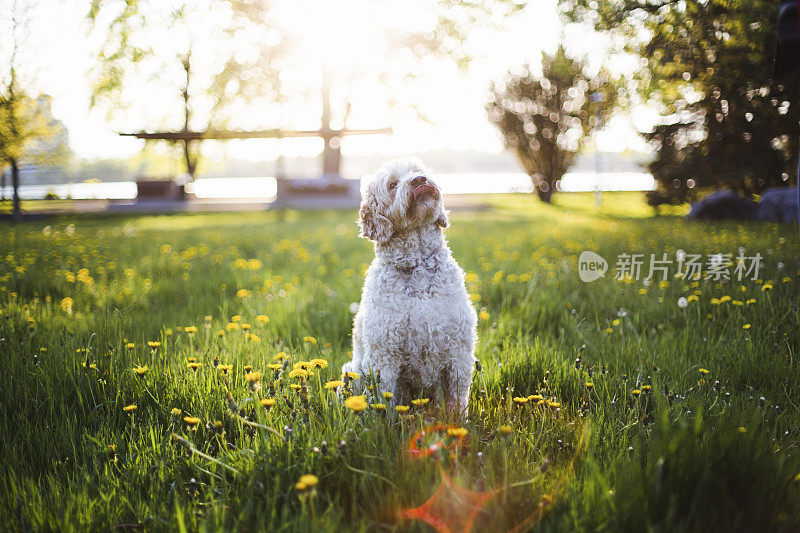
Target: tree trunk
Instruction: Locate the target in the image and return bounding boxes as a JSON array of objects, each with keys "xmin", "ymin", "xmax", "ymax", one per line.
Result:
[
  {"xmin": 183, "ymin": 139, "xmax": 197, "ymax": 179},
  {"xmin": 536, "ymin": 187, "xmax": 553, "ymax": 203},
  {"xmin": 11, "ymin": 158, "xmax": 21, "ymax": 221},
  {"xmin": 533, "ymin": 178, "xmax": 554, "ymax": 203}
]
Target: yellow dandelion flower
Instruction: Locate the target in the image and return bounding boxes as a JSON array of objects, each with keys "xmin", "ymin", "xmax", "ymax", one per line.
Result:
[
  {"xmin": 256, "ymin": 315, "xmax": 270, "ymax": 323},
  {"xmin": 324, "ymin": 380, "xmax": 343, "ymax": 389},
  {"xmin": 447, "ymin": 427, "xmax": 468, "ymax": 437},
  {"xmin": 710, "ymin": 298, "xmax": 721, "ymax": 305},
  {"xmin": 762, "ymin": 283, "xmax": 773, "ymax": 292},
  {"xmin": 288, "ymin": 368, "xmax": 308, "ymax": 379},
  {"xmin": 370, "ymin": 403, "xmax": 386, "ymax": 410},
  {"xmin": 383, "ymin": 391, "xmax": 393, "ymax": 400},
  {"xmin": 243, "ymin": 365, "xmax": 252, "ymax": 372},
  {"xmin": 513, "ymin": 397, "xmax": 529, "ymax": 404},
  {"xmin": 273, "ymin": 352, "xmax": 287, "ymax": 360},
  {"xmin": 132, "ymin": 365, "xmax": 148, "ymax": 377},
  {"xmin": 231, "ymin": 315, "xmax": 242, "ymax": 322},
  {"xmin": 245, "ymin": 371, "xmax": 261, "ymax": 384},
  {"xmin": 548, "ymin": 401, "xmax": 561, "ymax": 408},
  {"xmin": 187, "ymin": 362, "xmax": 202, "ymax": 371},
  {"xmin": 641, "ymin": 385, "xmax": 651, "ymax": 392},
  {"xmin": 699, "ymin": 368, "xmax": 710, "ymax": 375},
  {"xmin": 638, "ymin": 288, "xmax": 647, "ymax": 295},
  {"xmin": 293, "ymin": 361, "xmax": 310, "ymax": 370},
  {"xmin": 216, "ymin": 329, "xmax": 225, "ymax": 336},
  {"xmin": 719, "ymin": 295, "xmax": 731, "ymax": 303},
  {"xmin": 746, "ymin": 298, "xmax": 756, "ymax": 305},
  {"xmin": 303, "ymin": 336, "xmax": 317, "ymax": 344},
  {"xmin": 226, "ymin": 322, "xmax": 239, "ymax": 331},
  {"xmin": 147, "ymin": 341, "xmax": 161, "ymax": 348},
  {"xmin": 295, "ymin": 482, "xmax": 308, "ymax": 491},
  {"xmin": 528, "ymin": 394, "xmax": 543, "ymax": 401},
  {"xmin": 185, "ymin": 326, "xmax": 197, "ymax": 334},
  {"xmin": 585, "ymin": 382, "xmax": 594, "ymax": 389},
  {"xmin": 218, "ymin": 364, "xmax": 233, "ymax": 373},
  {"xmin": 204, "ymin": 315, "xmax": 213, "ymax": 322},
  {"xmin": 60, "ymin": 297, "xmax": 73, "ymax": 313},
  {"xmin": 125, "ymin": 342, "xmax": 135, "ymax": 349},
  {"xmin": 289, "ymin": 383, "xmax": 301, "ymax": 390},
  {"xmin": 299, "ymin": 474, "xmax": 318, "ymax": 487},
  {"xmin": 411, "ymin": 398, "xmax": 430, "ymax": 406},
  {"xmin": 260, "ymin": 398, "xmax": 276, "ymax": 409},
  {"xmin": 266, "ymin": 363, "xmax": 282, "ymax": 371},
  {"xmin": 123, "ymin": 404, "xmax": 137, "ymax": 413},
  {"xmin": 743, "ymin": 324, "xmax": 751, "ymax": 330},
  {"xmin": 687, "ymin": 295, "xmax": 698, "ymax": 303},
  {"xmin": 631, "ymin": 390, "xmax": 641, "ymax": 397},
  {"xmin": 499, "ymin": 425, "xmax": 513, "ymax": 435},
  {"xmin": 345, "ymin": 371, "xmax": 360, "ymax": 380},
  {"xmin": 170, "ymin": 408, "xmax": 182, "ymax": 418},
  {"xmin": 612, "ymin": 319, "xmax": 621, "ymax": 326},
  {"xmin": 309, "ymin": 358, "xmax": 328, "ymax": 369},
  {"xmin": 184, "ymin": 416, "xmax": 201, "ymax": 426},
  {"xmin": 241, "ymin": 323, "xmax": 251, "ymax": 331},
  {"xmin": 395, "ymin": 405, "xmax": 410, "ymax": 413},
  {"xmin": 345, "ymin": 395, "xmax": 368, "ymax": 412},
  {"xmin": 738, "ymin": 426, "xmax": 746, "ymax": 433},
  {"xmin": 479, "ymin": 310, "xmax": 490, "ymax": 320}
]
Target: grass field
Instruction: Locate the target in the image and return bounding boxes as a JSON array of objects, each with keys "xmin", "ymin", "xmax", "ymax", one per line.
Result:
[{"xmin": 1, "ymin": 193, "xmax": 799, "ymax": 532}]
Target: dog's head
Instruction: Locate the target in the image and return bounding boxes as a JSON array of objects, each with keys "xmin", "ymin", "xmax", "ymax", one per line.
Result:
[{"xmin": 358, "ymin": 158, "xmax": 448, "ymax": 243}]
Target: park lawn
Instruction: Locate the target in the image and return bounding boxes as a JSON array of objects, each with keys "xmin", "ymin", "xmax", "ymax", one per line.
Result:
[{"xmin": 1, "ymin": 193, "xmax": 799, "ymax": 531}]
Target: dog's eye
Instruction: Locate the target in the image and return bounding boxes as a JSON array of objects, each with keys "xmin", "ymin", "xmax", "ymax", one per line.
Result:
[{"xmin": 388, "ymin": 181, "xmax": 397, "ymax": 191}]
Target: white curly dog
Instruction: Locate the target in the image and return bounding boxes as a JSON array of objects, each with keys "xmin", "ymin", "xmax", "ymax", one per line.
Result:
[{"xmin": 342, "ymin": 158, "xmax": 478, "ymax": 413}]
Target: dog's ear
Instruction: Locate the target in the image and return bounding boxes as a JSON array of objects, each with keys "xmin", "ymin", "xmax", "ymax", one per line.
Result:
[
  {"xmin": 359, "ymin": 183, "xmax": 393, "ymax": 243},
  {"xmin": 435, "ymin": 208, "xmax": 449, "ymax": 229}
]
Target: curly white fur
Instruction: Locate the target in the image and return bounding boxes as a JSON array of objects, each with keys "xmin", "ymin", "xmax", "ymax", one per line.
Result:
[{"xmin": 342, "ymin": 158, "xmax": 478, "ymax": 412}]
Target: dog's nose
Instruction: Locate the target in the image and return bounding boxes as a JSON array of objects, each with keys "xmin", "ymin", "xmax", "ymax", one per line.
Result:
[{"xmin": 410, "ymin": 176, "xmax": 427, "ymax": 187}]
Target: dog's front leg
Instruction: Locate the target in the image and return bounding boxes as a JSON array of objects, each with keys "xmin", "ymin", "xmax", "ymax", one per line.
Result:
[{"xmin": 443, "ymin": 365, "xmax": 474, "ymax": 417}]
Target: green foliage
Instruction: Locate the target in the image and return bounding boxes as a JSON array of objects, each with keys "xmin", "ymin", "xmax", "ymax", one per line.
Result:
[
  {"xmin": 488, "ymin": 46, "xmax": 616, "ymax": 203},
  {"xmin": 565, "ymin": 0, "xmax": 799, "ymax": 206},
  {"xmin": 0, "ymin": 197, "xmax": 799, "ymax": 530}
]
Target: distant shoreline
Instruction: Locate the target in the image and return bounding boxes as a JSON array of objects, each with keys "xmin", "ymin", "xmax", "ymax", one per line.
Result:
[{"xmin": 1, "ymin": 172, "xmax": 655, "ymax": 201}]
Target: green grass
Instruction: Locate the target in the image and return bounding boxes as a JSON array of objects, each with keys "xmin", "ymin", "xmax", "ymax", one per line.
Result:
[{"xmin": 1, "ymin": 193, "xmax": 799, "ymax": 532}]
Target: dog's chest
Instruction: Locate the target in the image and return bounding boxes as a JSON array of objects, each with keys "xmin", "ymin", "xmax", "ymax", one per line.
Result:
[{"xmin": 364, "ymin": 261, "xmax": 469, "ymax": 355}]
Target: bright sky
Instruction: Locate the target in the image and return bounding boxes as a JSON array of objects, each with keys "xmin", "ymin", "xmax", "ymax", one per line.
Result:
[{"xmin": 3, "ymin": 0, "xmax": 656, "ymax": 163}]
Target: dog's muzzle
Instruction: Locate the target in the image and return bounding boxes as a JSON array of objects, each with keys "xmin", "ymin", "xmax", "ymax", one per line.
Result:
[{"xmin": 413, "ymin": 183, "xmax": 439, "ymax": 201}]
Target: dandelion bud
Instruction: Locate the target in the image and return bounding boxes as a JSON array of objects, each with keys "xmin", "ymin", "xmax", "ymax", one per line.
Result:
[{"xmin": 226, "ymin": 394, "xmax": 239, "ymax": 414}]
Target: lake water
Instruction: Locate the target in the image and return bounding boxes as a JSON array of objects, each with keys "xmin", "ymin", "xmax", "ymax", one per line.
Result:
[{"xmin": 1, "ymin": 172, "xmax": 655, "ymax": 200}]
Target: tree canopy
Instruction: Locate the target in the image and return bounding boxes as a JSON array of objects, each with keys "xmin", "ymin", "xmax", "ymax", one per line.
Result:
[
  {"xmin": 488, "ymin": 46, "xmax": 616, "ymax": 202},
  {"xmin": 565, "ymin": 0, "xmax": 798, "ymax": 206}
]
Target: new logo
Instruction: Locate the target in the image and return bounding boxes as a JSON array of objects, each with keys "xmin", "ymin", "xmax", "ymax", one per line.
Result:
[{"xmin": 578, "ymin": 251, "xmax": 608, "ymax": 282}]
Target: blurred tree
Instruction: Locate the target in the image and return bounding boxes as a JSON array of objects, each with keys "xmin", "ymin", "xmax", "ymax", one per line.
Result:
[
  {"xmin": 1, "ymin": 0, "xmax": 70, "ymax": 221},
  {"xmin": 88, "ymin": 0, "xmax": 524, "ymax": 179},
  {"xmin": 88, "ymin": 0, "xmax": 288, "ymax": 180},
  {"xmin": 488, "ymin": 46, "xmax": 616, "ymax": 202},
  {"xmin": 564, "ymin": 0, "xmax": 798, "ymax": 207}
]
